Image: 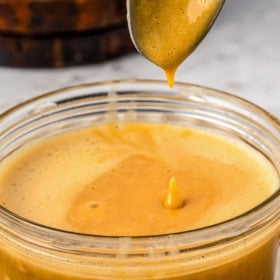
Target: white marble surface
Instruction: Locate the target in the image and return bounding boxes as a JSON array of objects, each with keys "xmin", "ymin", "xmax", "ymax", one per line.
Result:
[
  {"xmin": 0, "ymin": 0, "xmax": 279, "ymax": 115},
  {"xmin": 0, "ymin": 0, "xmax": 280, "ymax": 276}
]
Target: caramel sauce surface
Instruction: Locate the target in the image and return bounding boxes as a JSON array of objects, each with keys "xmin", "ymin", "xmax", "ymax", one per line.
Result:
[{"xmin": 0, "ymin": 123, "xmax": 277, "ymax": 236}]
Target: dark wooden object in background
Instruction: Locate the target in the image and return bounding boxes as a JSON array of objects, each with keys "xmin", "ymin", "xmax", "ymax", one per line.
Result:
[{"xmin": 0, "ymin": 0, "xmax": 135, "ymax": 67}]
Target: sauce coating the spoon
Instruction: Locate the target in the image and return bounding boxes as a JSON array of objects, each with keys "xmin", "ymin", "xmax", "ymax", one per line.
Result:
[{"xmin": 128, "ymin": 0, "xmax": 223, "ymax": 87}]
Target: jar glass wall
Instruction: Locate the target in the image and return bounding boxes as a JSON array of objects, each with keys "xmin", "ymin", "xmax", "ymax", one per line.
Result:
[{"xmin": 0, "ymin": 80, "xmax": 280, "ymax": 280}]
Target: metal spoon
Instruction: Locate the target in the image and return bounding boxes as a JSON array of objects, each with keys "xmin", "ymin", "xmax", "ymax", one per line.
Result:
[{"xmin": 127, "ymin": 0, "xmax": 225, "ymax": 87}]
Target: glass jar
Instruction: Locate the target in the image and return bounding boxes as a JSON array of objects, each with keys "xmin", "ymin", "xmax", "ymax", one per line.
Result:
[{"xmin": 0, "ymin": 80, "xmax": 280, "ymax": 280}]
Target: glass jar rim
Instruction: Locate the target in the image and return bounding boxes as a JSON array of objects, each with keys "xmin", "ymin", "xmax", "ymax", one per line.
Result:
[{"xmin": 0, "ymin": 79, "xmax": 280, "ymax": 256}]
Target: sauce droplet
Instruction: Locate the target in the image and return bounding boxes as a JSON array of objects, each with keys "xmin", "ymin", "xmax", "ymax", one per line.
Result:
[
  {"xmin": 163, "ymin": 177, "xmax": 185, "ymax": 209},
  {"xmin": 164, "ymin": 69, "xmax": 176, "ymax": 88}
]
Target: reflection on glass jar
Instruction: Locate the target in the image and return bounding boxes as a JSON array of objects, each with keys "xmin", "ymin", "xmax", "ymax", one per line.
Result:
[{"xmin": 0, "ymin": 80, "xmax": 280, "ymax": 279}]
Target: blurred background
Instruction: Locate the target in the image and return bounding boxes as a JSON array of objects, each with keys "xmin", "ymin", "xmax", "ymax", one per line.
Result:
[
  {"xmin": 0, "ymin": 0, "xmax": 279, "ymax": 118},
  {"xmin": 0, "ymin": 0, "xmax": 280, "ymax": 275}
]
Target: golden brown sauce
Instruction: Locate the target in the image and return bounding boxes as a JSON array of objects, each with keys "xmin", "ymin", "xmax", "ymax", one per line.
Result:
[
  {"xmin": 0, "ymin": 122, "xmax": 279, "ymax": 279},
  {"xmin": 128, "ymin": 0, "xmax": 223, "ymax": 87},
  {"xmin": 0, "ymin": 123, "xmax": 277, "ymax": 236}
]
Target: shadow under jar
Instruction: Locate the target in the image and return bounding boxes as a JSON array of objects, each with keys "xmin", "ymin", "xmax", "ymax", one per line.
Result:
[{"xmin": 0, "ymin": 80, "xmax": 280, "ymax": 279}]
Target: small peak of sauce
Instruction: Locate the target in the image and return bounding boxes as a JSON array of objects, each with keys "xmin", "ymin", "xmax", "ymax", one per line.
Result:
[{"xmin": 163, "ymin": 177, "xmax": 185, "ymax": 209}]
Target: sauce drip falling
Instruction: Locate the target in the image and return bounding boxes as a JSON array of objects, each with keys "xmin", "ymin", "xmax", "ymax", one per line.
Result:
[{"xmin": 128, "ymin": 0, "xmax": 223, "ymax": 87}]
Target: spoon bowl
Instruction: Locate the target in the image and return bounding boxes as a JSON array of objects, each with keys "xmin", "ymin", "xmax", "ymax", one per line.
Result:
[{"xmin": 127, "ymin": 0, "xmax": 225, "ymax": 87}]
